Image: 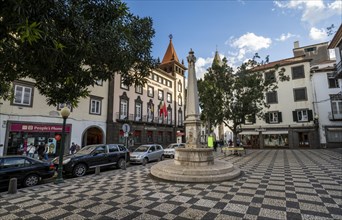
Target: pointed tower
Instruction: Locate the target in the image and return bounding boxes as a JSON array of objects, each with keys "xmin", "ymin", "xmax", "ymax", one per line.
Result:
[
  {"xmin": 159, "ymin": 34, "xmax": 187, "ymax": 76},
  {"xmin": 212, "ymin": 50, "xmax": 222, "ymax": 67}
]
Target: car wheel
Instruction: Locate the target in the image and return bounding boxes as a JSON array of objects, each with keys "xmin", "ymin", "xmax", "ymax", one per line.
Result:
[
  {"xmin": 117, "ymin": 158, "xmax": 125, "ymax": 169},
  {"xmin": 142, "ymin": 157, "xmax": 148, "ymax": 165},
  {"xmin": 73, "ymin": 163, "xmax": 87, "ymax": 177},
  {"xmin": 23, "ymin": 174, "xmax": 40, "ymax": 187},
  {"xmin": 160, "ymin": 155, "xmax": 164, "ymax": 161},
  {"xmin": 170, "ymin": 154, "xmax": 174, "ymax": 159}
]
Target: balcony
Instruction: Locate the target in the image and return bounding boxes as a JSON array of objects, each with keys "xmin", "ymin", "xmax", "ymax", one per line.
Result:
[
  {"xmin": 115, "ymin": 112, "xmax": 177, "ymax": 126},
  {"xmin": 328, "ymin": 112, "xmax": 342, "ymax": 121},
  {"xmin": 333, "ymin": 60, "xmax": 342, "ymax": 79}
]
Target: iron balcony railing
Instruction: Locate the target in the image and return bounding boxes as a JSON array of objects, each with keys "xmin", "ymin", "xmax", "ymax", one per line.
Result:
[
  {"xmin": 328, "ymin": 112, "xmax": 342, "ymax": 120},
  {"xmin": 333, "ymin": 60, "xmax": 342, "ymax": 78},
  {"xmin": 115, "ymin": 112, "xmax": 182, "ymax": 126}
]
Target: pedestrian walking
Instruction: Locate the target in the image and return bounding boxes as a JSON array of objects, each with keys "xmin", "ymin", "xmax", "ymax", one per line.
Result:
[{"xmin": 27, "ymin": 144, "xmax": 36, "ymax": 158}]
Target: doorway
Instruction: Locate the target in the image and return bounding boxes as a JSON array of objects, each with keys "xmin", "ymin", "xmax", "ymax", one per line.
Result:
[
  {"xmin": 82, "ymin": 127, "xmax": 104, "ymax": 146},
  {"xmin": 298, "ymin": 132, "xmax": 310, "ymax": 148}
]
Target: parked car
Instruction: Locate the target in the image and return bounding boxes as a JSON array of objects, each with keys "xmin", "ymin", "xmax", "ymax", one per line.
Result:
[
  {"xmin": 163, "ymin": 143, "xmax": 186, "ymax": 158},
  {"xmin": 52, "ymin": 144, "xmax": 129, "ymax": 177},
  {"xmin": 130, "ymin": 144, "xmax": 164, "ymax": 164},
  {"xmin": 0, "ymin": 156, "xmax": 55, "ymax": 190}
]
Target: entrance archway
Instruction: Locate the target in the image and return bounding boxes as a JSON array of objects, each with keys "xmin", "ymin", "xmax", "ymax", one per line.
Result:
[{"xmin": 82, "ymin": 126, "xmax": 104, "ymax": 146}]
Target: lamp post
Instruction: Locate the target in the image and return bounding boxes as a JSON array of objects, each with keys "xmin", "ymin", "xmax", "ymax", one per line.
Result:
[
  {"xmin": 55, "ymin": 106, "xmax": 70, "ymax": 184},
  {"xmin": 314, "ymin": 114, "xmax": 319, "ymax": 128}
]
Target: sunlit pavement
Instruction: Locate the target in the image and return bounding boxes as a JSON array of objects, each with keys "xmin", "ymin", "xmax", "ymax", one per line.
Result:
[{"xmin": 0, "ymin": 149, "xmax": 341, "ymax": 219}]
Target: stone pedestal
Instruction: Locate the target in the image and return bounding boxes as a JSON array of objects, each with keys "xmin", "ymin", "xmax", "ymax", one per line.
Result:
[{"xmin": 150, "ymin": 48, "xmax": 241, "ymax": 183}]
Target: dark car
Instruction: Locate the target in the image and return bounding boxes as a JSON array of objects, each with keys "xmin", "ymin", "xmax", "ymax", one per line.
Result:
[
  {"xmin": 53, "ymin": 144, "xmax": 129, "ymax": 177},
  {"xmin": 0, "ymin": 156, "xmax": 55, "ymax": 190}
]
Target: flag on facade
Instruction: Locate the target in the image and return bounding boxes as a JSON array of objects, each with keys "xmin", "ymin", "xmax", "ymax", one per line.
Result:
[
  {"xmin": 159, "ymin": 100, "xmax": 164, "ymax": 116},
  {"xmin": 163, "ymin": 101, "xmax": 167, "ymax": 118}
]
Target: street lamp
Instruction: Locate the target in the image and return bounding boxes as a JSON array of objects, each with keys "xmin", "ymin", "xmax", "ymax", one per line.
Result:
[
  {"xmin": 314, "ymin": 114, "xmax": 319, "ymax": 128},
  {"xmin": 55, "ymin": 106, "xmax": 70, "ymax": 184}
]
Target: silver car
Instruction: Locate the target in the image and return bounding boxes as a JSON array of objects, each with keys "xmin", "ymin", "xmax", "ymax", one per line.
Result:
[
  {"xmin": 164, "ymin": 143, "xmax": 186, "ymax": 158},
  {"xmin": 130, "ymin": 144, "xmax": 164, "ymax": 164}
]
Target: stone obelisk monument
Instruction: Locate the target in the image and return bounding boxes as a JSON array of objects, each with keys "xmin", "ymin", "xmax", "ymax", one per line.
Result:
[{"xmin": 151, "ymin": 49, "xmax": 240, "ymax": 182}]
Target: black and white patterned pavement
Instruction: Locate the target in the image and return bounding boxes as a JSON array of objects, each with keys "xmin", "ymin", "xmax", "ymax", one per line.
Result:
[{"xmin": 0, "ymin": 149, "xmax": 341, "ymax": 220}]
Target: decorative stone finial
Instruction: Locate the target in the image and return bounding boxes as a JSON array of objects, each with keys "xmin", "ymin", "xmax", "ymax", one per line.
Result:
[
  {"xmin": 187, "ymin": 49, "xmax": 196, "ymax": 64},
  {"xmin": 169, "ymin": 34, "xmax": 173, "ymax": 40}
]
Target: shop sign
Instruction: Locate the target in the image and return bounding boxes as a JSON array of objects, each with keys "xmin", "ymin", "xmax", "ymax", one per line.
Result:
[{"xmin": 10, "ymin": 123, "xmax": 72, "ymax": 133}]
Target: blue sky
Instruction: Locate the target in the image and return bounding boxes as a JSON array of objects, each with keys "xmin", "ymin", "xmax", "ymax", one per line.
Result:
[{"xmin": 124, "ymin": 0, "xmax": 342, "ymax": 78}]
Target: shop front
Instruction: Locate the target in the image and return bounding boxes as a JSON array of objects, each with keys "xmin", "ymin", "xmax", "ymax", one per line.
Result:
[{"xmin": 4, "ymin": 121, "xmax": 72, "ymax": 156}]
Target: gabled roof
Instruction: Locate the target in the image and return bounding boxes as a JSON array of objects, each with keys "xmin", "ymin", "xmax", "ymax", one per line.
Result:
[
  {"xmin": 161, "ymin": 37, "xmax": 179, "ymax": 64},
  {"xmin": 328, "ymin": 24, "xmax": 342, "ymax": 49},
  {"xmin": 251, "ymin": 56, "xmax": 312, "ymax": 72}
]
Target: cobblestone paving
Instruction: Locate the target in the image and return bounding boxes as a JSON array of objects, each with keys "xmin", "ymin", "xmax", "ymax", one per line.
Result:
[{"xmin": 0, "ymin": 149, "xmax": 341, "ymax": 220}]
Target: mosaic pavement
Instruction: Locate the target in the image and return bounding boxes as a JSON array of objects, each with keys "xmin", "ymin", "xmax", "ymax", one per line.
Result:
[{"xmin": 0, "ymin": 149, "xmax": 341, "ymax": 220}]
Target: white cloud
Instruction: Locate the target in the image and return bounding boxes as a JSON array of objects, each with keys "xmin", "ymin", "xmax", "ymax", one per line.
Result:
[
  {"xmin": 195, "ymin": 57, "xmax": 213, "ymax": 79},
  {"xmin": 309, "ymin": 27, "xmax": 327, "ymax": 41},
  {"xmin": 273, "ymin": 0, "xmax": 342, "ymax": 25},
  {"xmin": 276, "ymin": 33, "xmax": 297, "ymax": 41},
  {"xmin": 228, "ymin": 33, "xmax": 272, "ymax": 61}
]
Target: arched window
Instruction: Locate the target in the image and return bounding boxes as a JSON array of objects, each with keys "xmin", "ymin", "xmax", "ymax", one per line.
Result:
[
  {"xmin": 147, "ymin": 99, "xmax": 154, "ymax": 122},
  {"xmin": 119, "ymin": 92, "xmax": 129, "ymax": 120},
  {"xmin": 178, "ymin": 108, "xmax": 183, "ymax": 126},
  {"xmin": 135, "ymin": 96, "xmax": 142, "ymax": 121},
  {"xmin": 178, "ymin": 80, "xmax": 182, "ymax": 92}
]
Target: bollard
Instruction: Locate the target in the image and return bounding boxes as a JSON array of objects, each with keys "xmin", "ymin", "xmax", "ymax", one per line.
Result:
[
  {"xmin": 8, "ymin": 178, "xmax": 17, "ymax": 194},
  {"xmin": 95, "ymin": 166, "xmax": 100, "ymax": 175}
]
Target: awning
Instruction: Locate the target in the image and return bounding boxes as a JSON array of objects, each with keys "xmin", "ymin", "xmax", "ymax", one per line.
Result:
[
  {"xmin": 262, "ymin": 130, "xmax": 288, "ymax": 135},
  {"xmin": 239, "ymin": 131, "xmax": 259, "ymax": 135}
]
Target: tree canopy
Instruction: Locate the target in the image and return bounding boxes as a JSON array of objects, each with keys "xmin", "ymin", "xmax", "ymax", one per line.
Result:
[
  {"xmin": 198, "ymin": 55, "xmax": 288, "ymax": 146},
  {"xmin": 0, "ymin": 0, "xmax": 156, "ymax": 106}
]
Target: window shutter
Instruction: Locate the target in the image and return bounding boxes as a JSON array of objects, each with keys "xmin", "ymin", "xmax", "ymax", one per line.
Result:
[
  {"xmin": 278, "ymin": 112, "xmax": 282, "ymax": 123},
  {"xmin": 265, "ymin": 113, "xmax": 270, "ymax": 123},
  {"xmin": 308, "ymin": 110, "xmax": 313, "ymax": 121},
  {"xmin": 292, "ymin": 111, "xmax": 298, "ymax": 122},
  {"xmin": 252, "ymin": 115, "xmax": 256, "ymax": 124}
]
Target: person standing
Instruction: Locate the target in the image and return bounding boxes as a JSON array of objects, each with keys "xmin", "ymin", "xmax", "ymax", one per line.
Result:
[
  {"xmin": 37, "ymin": 144, "xmax": 45, "ymax": 160},
  {"xmin": 69, "ymin": 142, "xmax": 76, "ymax": 154},
  {"xmin": 28, "ymin": 144, "xmax": 36, "ymax": 158}
]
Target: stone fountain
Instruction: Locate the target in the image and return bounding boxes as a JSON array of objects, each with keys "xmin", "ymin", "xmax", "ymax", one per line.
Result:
[{"xmin": 151, "ymin": 49, "xmax": 241, "ymax": 182}]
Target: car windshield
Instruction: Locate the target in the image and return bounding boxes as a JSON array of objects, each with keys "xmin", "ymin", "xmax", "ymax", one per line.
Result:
[
  {"xmin": 135, "ymin": 146, "xmax": 150, "ymax": 152},
  {"xmin": 75, "ymin": 145, "xmax": 96, "ymax": 155},
  {"xmin": 166, "ymin": 144, "xmax": 177, "ymax": 149}
]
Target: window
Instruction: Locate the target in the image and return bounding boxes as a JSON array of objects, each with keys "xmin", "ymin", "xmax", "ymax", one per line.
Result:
[
  {"xmin": 159, "ymin": 77, "xmax": 163, "ymax": 84},
  {"xmin": 148, "ymin": 86, "xmax": 154, "ymax": 97},
  {"xmin": 294, "ymin": 87, "xmax": 307, "ymax": 101},
  {"xmin": 167, "ymin": 80, "xmax": 172, "ymax": 87},
  {"xmin": 304, "ymin": 47, "xmax": 316, "ymax": 52},
  {"xmin": 265, "ymin": 71, "xmax": 276, "ymax": 83},
  {"xmin": 266, "ymin": 112, "xmax": 282, "ymax": 124},
  {"xmin": 13, "ymin": 84, "xmax": 33, "ymax": 107},
  {"xmin": 167, "ymin": 108, "xmax": 172, "ymax": 124},
  {"xmin": 292, "ymin": 65, "xmax": 305, "ymax": 79},
  {"xmin": 135, "ymin": 102, "xmax": 142, "ymax": 121},
  {"xmin": 108, "ymin": 145, "xmax": 119, "ymax": 152},
  {"xmin": 327, "ymin": 73, "xmax": 339, "ymax": 88},
  {"xmin": 178, "ymin": 109, "xmax": 183, "ymax": 126},
  {"xmin": 167, "ymin": 93, "xmax": 172, "ymax": 103},
  {"xmin": 331, "ymin": 95, "xmax": 342, "ymax": 115},
  {"xmin": 94, "ymin": 146, "xmax": 106, "ymax": 154},
  {"xmin": 134, "ymin": 130, "xmax": 141, "ymax": 143},
  {"xmin": 147, "ymin": 131, "xmax": 153, "ymax": 143},
  {"xmin": 178, "ymin": 95, "xmax": 182, "ymax": 106},
  {"xmin": 147, "ymin": 101, "xmax": 154, "ymax": 122},
  {"xmin": 3, "ymin": 158, "xmax": 29, "ymax": 168},
  {"xmin": 153, "ymin": 74, "xmax": 157, "ymax": 81},
  {"xmin": 90, "ymin": 97, "xmax": 102, "ymax": 115},
  {"xmin": 158, "ymin": 90, "xmax": 164, "ymax": 100},
  {"xmin": 293, "ymin": 109, "xmax": 312, "ymax": 122},
  {"xmin": 266, "ymin": 91, "xmax": 278, "ymax": 104},
  {"xmin": 120, "ymin": 99, "xmax": 128, "ymax": 119},
  {"xmin": 178, "ymin": 81, "xmax": 182, "ymax": 92},
  {"xmin": 120, "ymin": 76, "xmax": 129, "ymax": 90},
  {"xmin": 57, "ymin": 103, "xmax": 73, "ymax": 112},
  {"xmin": 135, "ymin": 85, "xmax": 143, "ymax": 94}
]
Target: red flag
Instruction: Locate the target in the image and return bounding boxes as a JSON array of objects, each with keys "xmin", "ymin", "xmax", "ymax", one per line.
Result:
[
  {"xmin": 163, "ymin": 101, "xmax": 167, "ymax": 118},
  {"xmin": 159, "ymin": 100, "xmax": 163, "ymax": 117}
]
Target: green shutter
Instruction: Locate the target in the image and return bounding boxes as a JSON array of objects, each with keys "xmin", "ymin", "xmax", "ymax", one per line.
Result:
[
  {"xmin": 278, "ymin": 112, "xmax": 282, "ymax": 123},
  {"xmin": 292, "ymin": 111, "xmax": 298, "ymax": 122}
]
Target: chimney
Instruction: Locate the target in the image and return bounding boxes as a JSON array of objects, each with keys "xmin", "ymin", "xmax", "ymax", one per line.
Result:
[{"xmin": 294, "ymin": 41, "xmax": 299, "ymax": 49}]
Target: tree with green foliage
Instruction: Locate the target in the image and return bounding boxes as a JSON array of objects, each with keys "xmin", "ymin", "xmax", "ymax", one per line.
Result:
[
  {"xmin": 0, "ymin": 0, "xmax": 155, "ymax": 106},
  {"xmin": 198, "ymin": 55, "xmax": 288, "ymax": 147}
]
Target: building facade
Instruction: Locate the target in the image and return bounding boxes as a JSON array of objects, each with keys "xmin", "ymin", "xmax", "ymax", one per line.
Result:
[
  {"xmin": 106, "ymin": 37, "xmax": 186, "ymax": 150},
  {"xmin": 0, "ymin": 78, "xmax": 109, "ymax": 156},
  {"xmin": 240, "ymin": 56, "xmax": 320, "ymax": 149}
]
